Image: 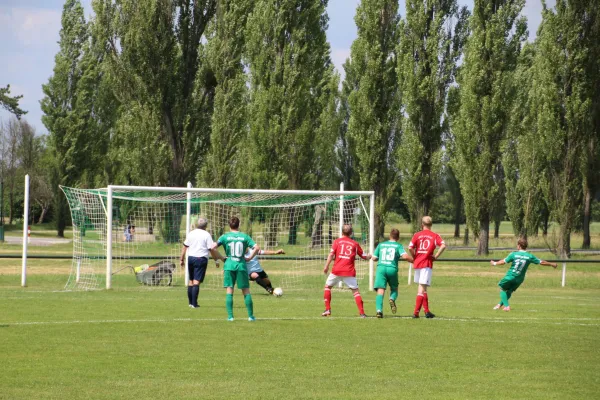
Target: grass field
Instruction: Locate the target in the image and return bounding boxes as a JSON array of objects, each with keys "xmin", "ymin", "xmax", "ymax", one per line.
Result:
[
  {"xmin": 1, "ymin": 270, "xmax": 600, "ymax": 399},
  {"xmin": 1, "ymin": 222, "xmax": 600, "ymax": 399}
]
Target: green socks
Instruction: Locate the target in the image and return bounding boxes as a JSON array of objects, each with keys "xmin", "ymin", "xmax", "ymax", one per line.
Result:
[
  {"xmin": 390, "ymin": 288, "xmax": 398, "ymax": 301},
  {"xmin": 244, "ymin": 294, "xmax": 254, "ymax": 318},
  {"xmin": 500, "ymin": 290, "xmax": 509, "ymax": 307},
  {"xmin": 226, "ymin": 294, "xmax": 234, "ymax": 318},
  {"xmin": 376, "ymin": 294, "xmax": 384, "ymax": 312}
]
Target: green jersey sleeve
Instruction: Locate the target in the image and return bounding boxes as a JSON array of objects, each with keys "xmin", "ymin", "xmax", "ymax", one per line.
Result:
[
  {"xmin": 530, "ymin": 254, "xmax": 541, "ymax": 264},
  {"xmin": 373, "ymin": 244, "xmax": 381, "ymax": 259},
  {"xmin": 504, "ymin": 252, "xmax": 515, "ymax": 263},
  {"xmin": 216, "ymin": 235, "xmax": 225, "ymax": 248},
  {"xmin": 246, "ymin": 234, "xmax": 256, "ymax": 249}
]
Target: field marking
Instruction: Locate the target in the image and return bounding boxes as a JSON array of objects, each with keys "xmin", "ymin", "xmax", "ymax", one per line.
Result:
[{"xmin": 2, "ymin": 315, "xmax": 600, "ymax": 328}]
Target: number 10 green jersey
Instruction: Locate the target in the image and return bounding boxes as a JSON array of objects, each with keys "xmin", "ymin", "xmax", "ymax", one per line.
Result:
[{"xmin": 217, "ymin": 232, "xmax": 256, "ymax": 271}]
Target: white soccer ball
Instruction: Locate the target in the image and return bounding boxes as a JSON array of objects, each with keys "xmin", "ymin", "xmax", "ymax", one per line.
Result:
[{"xmin": 273, "ymin": 287, "xmax": 283, "ymax": 297}]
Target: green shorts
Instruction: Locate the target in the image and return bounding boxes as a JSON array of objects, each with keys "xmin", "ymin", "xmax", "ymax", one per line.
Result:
[
  {"xmin": 374, "ymin": 267, "xmax": 399, "ymax": 290},
  {"xmin": 223, "ymin": 269, "xmax": 250, "ymax": 289},
  {"xmin": 498, "ymin": 276, "xmax": 522, "ymax": 292}
]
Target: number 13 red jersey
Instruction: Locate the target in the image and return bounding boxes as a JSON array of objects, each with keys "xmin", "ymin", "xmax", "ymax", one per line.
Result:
[
  {"xmin": 331, "ymin": 237, "xmax": 365, "ymax": 277},
  {"xmin": 409, "ymin": 230, "xmax": 444, "ymax": 269}
]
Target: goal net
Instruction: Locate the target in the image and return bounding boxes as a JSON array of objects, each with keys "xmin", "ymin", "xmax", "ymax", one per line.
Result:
[{"xmin": 60, "ymin": 186, "xmax": 375, "ymax": 292}]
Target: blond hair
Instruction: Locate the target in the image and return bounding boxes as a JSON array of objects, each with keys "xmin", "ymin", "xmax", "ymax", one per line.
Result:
[{"xmin": 421, "ymin": 216, "xmax": 433, "ymax": 227}]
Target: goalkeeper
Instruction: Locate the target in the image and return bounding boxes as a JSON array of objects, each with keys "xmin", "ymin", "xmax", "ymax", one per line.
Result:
[
  {"xmin": 490, "ymin": 237, "xmax": 557, "ymax": 311},
  {"xmin": 244, "ymin": 248, "xmax": 285, "ymax": 295}
]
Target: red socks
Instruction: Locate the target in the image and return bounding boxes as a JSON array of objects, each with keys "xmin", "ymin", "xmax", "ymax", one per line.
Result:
[
  {"xmin": 423, "ymin": 293, "xmax": 430, "ymax": 313},
  {"xmin": 353, "ymin": 292, "xmax": 365, "ymax": 314},
  {"xmin": 414, "ymin": 294, "xmax": 424, "ymax": 314},
  {"xmin": 324, "ymin": 287, "xmax": 331, "ymax": 310}
]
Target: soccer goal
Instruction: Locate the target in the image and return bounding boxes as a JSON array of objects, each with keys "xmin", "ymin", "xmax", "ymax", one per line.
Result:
[{"xmin": 60, "ymin": 185, "xmax": 375, "ymax": 291}]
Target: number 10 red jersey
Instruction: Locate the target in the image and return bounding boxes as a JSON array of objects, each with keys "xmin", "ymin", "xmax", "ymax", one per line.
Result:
[
  {"xmin": 330, "ymin": 237, "xmax": 365, "ymax": 277},
  {"xmin": 409, "ymin": 230, "xmax": 444, "ymax": 269}
]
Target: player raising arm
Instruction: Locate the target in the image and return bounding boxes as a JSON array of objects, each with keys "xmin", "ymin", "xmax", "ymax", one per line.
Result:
[
  {"xmin": 372, "ymin": 228, "xmax": 414, "ymax": 318},
  {"xmin": 322, "ymin": 224, "xmax": 371, "ymax": 318},
  {"xmin": 490, "ymin": 237, "xmax": 557, "ymax": 311},
  {"xmin": 408, "ymin": 216, "xmax": 446, "ymax": 319},
  {"xmin": 244, "ymin": 248, "xmax": 285, "ymax": 295}
]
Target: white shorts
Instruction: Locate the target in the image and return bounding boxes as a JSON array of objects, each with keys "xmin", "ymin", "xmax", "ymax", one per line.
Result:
[
  {"xmin": 414, "ymin": 267, "xmax": 432, "ymax": 286},
  {"xmin": 325, "ymin": 274, "xmax": 359, "ymax": 290}
]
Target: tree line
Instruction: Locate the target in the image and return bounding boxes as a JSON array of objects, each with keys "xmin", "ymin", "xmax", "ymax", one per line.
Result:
[{"xmin": 1, "ymin": 0, "xmax": 598, "ymax": 258}]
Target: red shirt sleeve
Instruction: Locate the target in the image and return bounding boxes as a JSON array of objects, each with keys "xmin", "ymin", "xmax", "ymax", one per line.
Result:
[
  {"xmin": 356, "ymin": 243, "xmax": 364, "ymax": 257},
  {"xmin": 435, "ymin": 233, "xmax": 444, "ymax": 247},
  {"xmin": 330, "ymin": 240, "xmax": 338, "ymax": 255},
  {"xmin": 409, "ymin": 233, "xmax": 418, "ymax": 248}
]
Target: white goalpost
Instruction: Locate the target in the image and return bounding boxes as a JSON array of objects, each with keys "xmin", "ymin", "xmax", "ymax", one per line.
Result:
[{"xmin": 60, "ymin": 185, "xmax": 375, "ymax": 291}]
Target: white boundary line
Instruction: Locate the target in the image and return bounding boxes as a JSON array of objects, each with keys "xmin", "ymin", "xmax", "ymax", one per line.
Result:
[{"xmin": 2, "ymin": 315, "xmax": 599, "ymax": 327}]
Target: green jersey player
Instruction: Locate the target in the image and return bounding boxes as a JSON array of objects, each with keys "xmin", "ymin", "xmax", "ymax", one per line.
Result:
[
  {"xmin": 490, "ymin": 238, "xmax": 557, "ymax": 311},
  {"xmin": 371, "ymin": 229, "xmax": 414, "ymax": 318},
  {"xmin": 216, "ymin": 216, "xmax": 260, "ymax": 321}
]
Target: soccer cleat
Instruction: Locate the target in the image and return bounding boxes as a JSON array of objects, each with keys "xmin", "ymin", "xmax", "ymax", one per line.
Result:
[
  {"xmin": 227, "ymin": 317, "xmax": 234, "ymax": 322},
  {"xmin": 389, "ymin": 299, "xmax": 397, "ymax": 314},
  {"xmin": 321, "ymin": 309, "xmax": 331, "ymax": 317},
  {"xmin": 189, "ymin": 304, "xmax": 194, "ymax": 308},
  {"xmin": 376, "ymin": 311, "xmax": 383, "ymax": 319},
  {"xmin": 248, "ymin": 316, "xmax": 256, "ymax": 322},
  {"xmin": 359, "ymin": 314, "xmax": 368, "ymax": 318},
  {"xmin": 503, "ymin": 306, "xmax": 511, "ymax": 312},
  {"xmin": 425, "ymin": 312, "xmax": 435, "ymax": 319},
  {"xmin": 267, "ymin": 288, "xmax": 274, "ymax": 295},
  {"xmin": 412, "ymin": 313, "xmax": 420, "ymax": 319},
  {"xmin": 493, "ymin": 304, "xmax": 502, "ymax": 310}
]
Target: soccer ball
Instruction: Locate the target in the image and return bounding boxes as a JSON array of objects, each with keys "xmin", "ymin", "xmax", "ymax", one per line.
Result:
[{"xmin": 273, "ymin": 287, "xmax": 283, "ymax": 297}]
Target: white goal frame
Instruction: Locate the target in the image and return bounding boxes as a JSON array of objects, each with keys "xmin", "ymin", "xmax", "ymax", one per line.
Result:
[{"xmin": 104, "ymin": 185, "xmax": 376, "ymax": 290}]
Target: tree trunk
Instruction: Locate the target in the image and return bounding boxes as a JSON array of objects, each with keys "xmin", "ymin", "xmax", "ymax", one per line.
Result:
[
  {"xmin": 463, "ymin": 227, "xmax": 469, "ymax": 245},
  {"xmin": 55, "ymin": 194, "xmax": 67, "ymax": 237},
  {"xmin": 477, "ymin": 213, "xmax": 490, "ymax": 255},
  {"xmin": 557, "ymin": 224, "xmax": 571, "ymax": 259},
  {"xmin": 453, "ymin": 196, "xmax": 461, "ymax": 238},
  {"xmin": 494, "ymin": 219, "xmax": 501, "ymax": 239},
  {"xmin": 582, "ymin": 187, "xmax": 591, "ymax": 249},
  {"xmin": 287, "ymin": 209, "xmax": 297, "ymax": 245},
  {"xmin": 374, "ymin": 212, "xmax": 385, "ymax": 242},
  {"xmin": 38, "ymin": 206, "xmax": 48, "ymax": 224}
]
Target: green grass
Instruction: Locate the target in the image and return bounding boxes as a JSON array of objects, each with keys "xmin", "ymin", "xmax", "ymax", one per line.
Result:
[{"xmin": 1, "ymin": 269, "xmax": 599, "ymax": 399}]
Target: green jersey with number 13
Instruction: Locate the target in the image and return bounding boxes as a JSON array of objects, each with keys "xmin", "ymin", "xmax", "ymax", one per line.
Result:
[
  {"xmin": 503, "ymin": 251, "xmax": 541, "ymax": 281},
  {"xmin": 217, "ymin": 232, "xmax": 256, "ymax": 271},
  {"xmin": 373, "ymin": 241, "xmax": 406, "ymax": 271}
]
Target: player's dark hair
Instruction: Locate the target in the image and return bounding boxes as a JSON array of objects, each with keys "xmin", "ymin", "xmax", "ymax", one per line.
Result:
[
  {"xmin": 390, "ymin": 229, "xmax": 399, "ymax": 240},
  {"xmin": 229, "ymin": 216, "xmax": 240, "ymax": 229},
  {"xmin": 518, "ymin": 237, "xmax": 528, "ymax": 250}
]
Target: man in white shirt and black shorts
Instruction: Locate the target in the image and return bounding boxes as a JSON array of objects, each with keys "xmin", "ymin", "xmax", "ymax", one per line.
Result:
[{"xmin": 180, "ymin": 218, "xmax": 224, "ymax": 308}]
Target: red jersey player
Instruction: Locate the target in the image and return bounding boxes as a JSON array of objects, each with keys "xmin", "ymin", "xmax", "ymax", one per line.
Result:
[
  {"xmin": 408, "ymin": 216, "xmax": 446, "ymax": 318},
  {"xmin": 322, "ymin": 224, "xmax": 371, "ymax": 318}
]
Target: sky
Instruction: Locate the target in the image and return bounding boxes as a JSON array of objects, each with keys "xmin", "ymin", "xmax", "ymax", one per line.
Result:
[{"xmin": 0, "ymin": 0, "xmax": 554, "ymax": 135}]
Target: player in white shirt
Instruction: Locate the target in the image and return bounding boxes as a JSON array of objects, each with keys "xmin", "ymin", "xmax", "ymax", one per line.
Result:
[
  {"xmin": 244, "ymin": 248, "xmax": 285, "ymax": 294},
  {"xmin": 180, "ymin": 218, "xmax": 224, "ymax": 308}
]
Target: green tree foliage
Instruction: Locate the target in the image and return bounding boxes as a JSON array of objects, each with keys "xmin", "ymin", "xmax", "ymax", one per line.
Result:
[
  {"xmin": 93, "ymin": 0, "xmax": 217, "ymax": 186},
  {"xmin": 345, "ymin": 0, "xmax": 401, "ymax": 239},
  {"xmin": 41, "ymin": 0, "xmax": 89, "ymax": 236},
  {"xmin": 531, "ymin": 0, "xmax": 597, "ymax": 257},
  {"xmin": 397, "ymin": 0, "xmax": 469, "ymax": 233},
  {"xmin": 245, "ymin": 0, "xmax": 339, "ymax": 191},
  {"xmin": 0, "ymin": 85, "xmax": 27, "ymax": 119},
  {"xmin": 198, "ymin": 0, "xmax": 253, "ymax": 188},
  {"xmin": 503, "ymin": 43, "xmax": 548, "ymax": 238},
  {"xmin": 452, "ymin": 0, "xmax": 526, "ymax": 255}
]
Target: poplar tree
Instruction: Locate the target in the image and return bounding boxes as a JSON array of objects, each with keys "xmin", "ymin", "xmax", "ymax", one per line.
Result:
[
  {"xmin": 532, "ymin": 0, "xmax": 597, "ymax": 257},
  {"xmin": 452, "ymin": 0, "xmax": 527, "ymax": 255},
  {"xmin": 198, "ymin": 0, "xmax": 253, "ymax": 188},
  {"xmin": 245, "ymin": 0, "xmax": 339, "ymax": 192},
  {"xmin": 41, "ymin": 0, "xmax": 89, "ymax": 236},
  {"xmin": 397, "ymin": 0, "xmax": 469, "ymax": 232},
  {"xmin": 93, "ymin": 0, "xmax": 217, "ymax": 186},
  {"xmin": 345, "ymin": 0, "xmax": 401, "ymax": 238}
]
